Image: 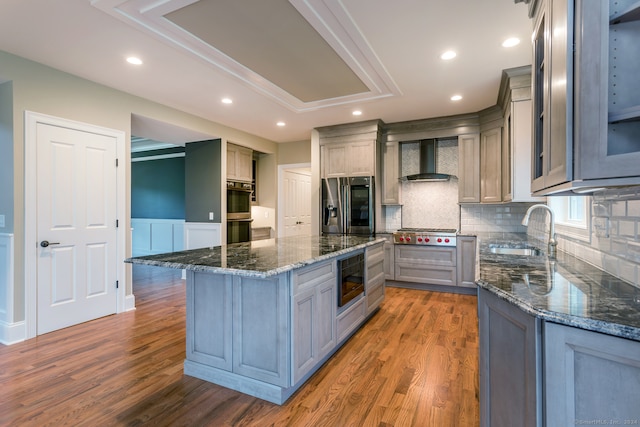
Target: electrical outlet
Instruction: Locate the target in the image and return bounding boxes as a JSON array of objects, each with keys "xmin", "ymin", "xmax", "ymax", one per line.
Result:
[
  {"xmin": 0, "ymin": 214, "xmax": 4, "ymax": 228},
  {"xmin": 264, "ymin": 211, "xmax": 269, "ymax": 218},
  {"xmin": 209, "ymin": 212, "xmax": 214, "ymax": 221}
]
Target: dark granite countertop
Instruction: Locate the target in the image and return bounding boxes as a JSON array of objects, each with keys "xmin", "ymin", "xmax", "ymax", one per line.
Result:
[
  {"xmin": 125, "ymin": 235, "xmax": 384, "ymax": 278},
  {"xmin": 477, "ymin": 235, "xmax": 640, "ymax": 342}
]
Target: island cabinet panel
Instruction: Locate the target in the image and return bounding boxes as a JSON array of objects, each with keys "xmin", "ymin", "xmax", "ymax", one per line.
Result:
[
  {"xmin": 544, "ymin": 322, "xmax": 640, "ymax": 425},
  {"xmin": 232, "ymin": 275, "xmax": 290, "ymax": 387},
  {"xmin": 478, "ymin": 288, "xmax": 541, "ymax": 427},
  {"xmin": 186, "ymin": 272, "xmax": 233, "ymax": 371},
  {"xmin": 291, "ymin": 260, "xmax": 337, "ymax": 384},
  {"xmin": 365, "ymin": 242, "xmax": 385, "ymax": 314}
]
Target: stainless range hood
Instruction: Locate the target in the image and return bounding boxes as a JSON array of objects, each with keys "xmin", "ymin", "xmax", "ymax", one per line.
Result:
[{"xmin": 401, "ymin": 139, "xmax": 453, "ymax": 182}]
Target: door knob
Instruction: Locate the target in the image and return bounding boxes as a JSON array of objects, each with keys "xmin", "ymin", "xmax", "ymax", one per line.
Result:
[{"xmin": 40, "ymin": 240, "xmax": 60, "ymax": 248}]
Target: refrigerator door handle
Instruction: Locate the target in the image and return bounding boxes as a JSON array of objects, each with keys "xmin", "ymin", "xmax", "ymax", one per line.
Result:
[{"xmin": 343, "ymin": 179, "xmax": 350, "ymax": 234}]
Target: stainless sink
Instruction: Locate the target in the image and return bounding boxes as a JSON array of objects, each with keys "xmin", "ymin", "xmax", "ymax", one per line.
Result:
[{"xmin": 489, "ymin": 247, "xmax": 543, "ymax": 256}]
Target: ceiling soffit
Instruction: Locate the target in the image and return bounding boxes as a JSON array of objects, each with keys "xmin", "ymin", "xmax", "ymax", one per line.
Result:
[{"xmin": 92, "ymin": 0, "xmax": 401, "ymax": 112}]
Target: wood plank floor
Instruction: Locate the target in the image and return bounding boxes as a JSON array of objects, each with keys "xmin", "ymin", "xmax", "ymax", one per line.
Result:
[{"xmin": 0, "ymin": 265, "xmax": 479, "ymax": 426}]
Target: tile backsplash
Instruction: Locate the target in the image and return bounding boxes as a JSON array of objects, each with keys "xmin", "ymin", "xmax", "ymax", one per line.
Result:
[{"xmin": 459, "ymin": 188, "xmax": 640, "ymax": 289}]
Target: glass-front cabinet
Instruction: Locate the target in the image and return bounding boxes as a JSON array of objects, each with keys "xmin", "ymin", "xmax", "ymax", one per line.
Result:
[{"xmin": 528, "ymin": 0, "xmax": 640, "ymax": 195}]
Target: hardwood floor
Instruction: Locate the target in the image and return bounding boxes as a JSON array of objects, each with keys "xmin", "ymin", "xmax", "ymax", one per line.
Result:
[{"xmin": 0, "ymin": 265, "xmax": 479, "ymax": 426}]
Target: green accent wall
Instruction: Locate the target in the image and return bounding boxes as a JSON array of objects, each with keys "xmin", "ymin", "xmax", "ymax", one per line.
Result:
[
  {"xmin": 185, "ymin": 139, "xmax": 222, "ymax": 223},
  {"xmin": 131, "ymin": 152, "xmax": 185, "ymax": 219}
]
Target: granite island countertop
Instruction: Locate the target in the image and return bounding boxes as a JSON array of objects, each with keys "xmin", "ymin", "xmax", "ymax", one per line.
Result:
[
  {"xmin": 125, "ymin": 234, "xmax": 384, "ymax": 278},
  {"xmin": 477, "ymin": 236, "xmax": 640, "ymax": 342}
]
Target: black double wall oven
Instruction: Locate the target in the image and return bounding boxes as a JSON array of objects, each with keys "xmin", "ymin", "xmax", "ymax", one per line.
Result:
[{"xmin": 227, "ymin": 180, "xmax": 252, "ymax": 244}]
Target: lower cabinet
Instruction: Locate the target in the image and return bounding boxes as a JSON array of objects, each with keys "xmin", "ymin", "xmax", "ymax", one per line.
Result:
[
  {"xmin": 366, "ymin": 242, "xmax": 385, "ymax": 314},
  {"xmin": 292, "ymin": 260, "xmax": 337, "ymax": 384},
  {"xmin": 479, "ymin": 287, "xmax": 640, "ymax": 426},
  {"xmin": 394, "ymin": 245, "xmax": 457, "ymax": 286},
  {"xmin": 383, "ymin": 236, "xmax": 395, "ymax": 280},
  {"xmin": 456, "ymin": 236, "xmax": 478, "ymax": 288},
  {"xmin": 478, "ymin": 288, "xmax": 541, "ymax": 427},
  {"xmin": 544, "ymin": 322, "xmax": 640, "ymax": 425}
]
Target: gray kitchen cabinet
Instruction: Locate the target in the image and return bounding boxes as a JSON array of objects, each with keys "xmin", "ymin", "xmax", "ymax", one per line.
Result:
[
  {"xmin": 227, "ymin": 143, "xmax": 253, "ymax": 182},
  {"xmin": 478, "ymin": 287, "xmax": 542, "ymax": 427},
  {"xmin": 380, "ymin": 140, "xmax": 401, "ymax": 205},
  {"xmin": 544, "ymin": 321, "xmax": 640, "ymax": 425},
  {"xmin": 232, "ymin": 274, "xmax": 290, "ymax": 387},
  {"xmin": 321, "ymin": 140, "xmax": 376, "ymax": 178},
  {"xmin": 186, "ymin": 271, "xmax": 233, "ymax": 371},
  {"xmin": 529, "ymin": 0, "xmax": 640, "ymax": 195},
  {"xmin": 394, "ymin": 245, "xmax": 457, "ymax": 286},
  {"xmin": 365, "ymin": 242, "xmax": 385, "ymax": 315},
  {"xmin": 383, "ymin": 236, "xmax": 395, "ymax": 280},
  {"xmin": 458, "ymin": 133, "xmax": 481, "ymax": 203},
  {"xmin": 291, "ymin": 259, "xmax": 337, "ymax": 384},
  {"xmin": 456, "ymin": 236, "xmax": 477, "ymax": 288},
  {"xmin": 480, "ymin": 127, "xmax": 502, "ymax": 203},
  {"xmin": 498, "ymin": 66, "xmax": 545, "ymax": 202}
]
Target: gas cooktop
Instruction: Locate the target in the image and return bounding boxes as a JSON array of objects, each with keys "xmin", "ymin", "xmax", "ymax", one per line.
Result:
[{"xmin": 393, "ymin": 228, "xmax": 458, "ymax": 246}]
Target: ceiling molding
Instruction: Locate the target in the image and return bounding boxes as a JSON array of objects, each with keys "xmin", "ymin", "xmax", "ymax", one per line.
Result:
[{"xmin": 91, "ymin": 0, "xmax": 401, "ymax": 112}]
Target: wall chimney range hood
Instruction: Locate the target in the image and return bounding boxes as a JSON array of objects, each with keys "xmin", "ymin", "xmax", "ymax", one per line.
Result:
[{"xmin": 401, "ymin": 139, "xmax": 453, "ymax": 182}]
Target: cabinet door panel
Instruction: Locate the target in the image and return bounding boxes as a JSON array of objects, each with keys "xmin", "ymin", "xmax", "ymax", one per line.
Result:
[
  {"xmin": 480, "ymin": 128, "xmax": 502, "ymax": 203},
  {"xmin": 478, "ymin": 288, "xmax": 541, "ymax": 427},
  {"xmin": 458, "ymin": 134, "xmax": 480, "ymax": 203}
]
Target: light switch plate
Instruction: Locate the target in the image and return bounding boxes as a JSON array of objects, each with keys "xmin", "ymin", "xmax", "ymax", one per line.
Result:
[
  {"xmin": 209, "ymin": 212, "xmax": 214, "ymax": 221},
  {"xmin": 0, "ymin": 214, "xmax": 4, "ymax": 228}
]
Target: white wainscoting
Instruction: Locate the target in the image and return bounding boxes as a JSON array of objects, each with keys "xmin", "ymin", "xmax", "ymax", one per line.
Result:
[
  {"xmin": 184, "ymin": 222, "xmax": 222, "ymax": 249},
  {"xmin": 131, "ymin": 218, "xmax": 185, "ymax": 257},
  {"xmin": 0, "ymin": 233, "xmax": 24, "ymax": 345}
]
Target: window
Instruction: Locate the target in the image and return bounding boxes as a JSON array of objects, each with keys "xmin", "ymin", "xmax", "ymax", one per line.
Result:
[{"xmin": 548, "ymin": 196, "xmax": 591, "ymax": 241}]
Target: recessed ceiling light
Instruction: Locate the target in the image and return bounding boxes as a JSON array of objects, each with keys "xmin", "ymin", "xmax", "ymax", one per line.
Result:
[
  {"xmin": 451, "ymin": 95, "xmax": 463, "ymax": 101},
  {"xmin": 221, "ymin": 98, "xmax": 233, "ymax": 104},
  {"xmin": 440, "ymin": 50, "xmax": 457, "ymax": 60},
  {"xmin": 502, "ymin": 37, "xmax": 520, "ymax": 48},
  {"xmin": 352, "ymin": 110, "xmax": 362, "ymax": 116},
  {"xmin": 276, "ymin": 121, "xmax": 286, "ymax": 127},
  {"xmin": 126, "ymin": 56, "xmax": 143, "ymax": 65}
]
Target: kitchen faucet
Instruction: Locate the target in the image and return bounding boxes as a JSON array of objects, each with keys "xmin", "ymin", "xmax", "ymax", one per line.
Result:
[{"xmin": 522, "ymin": 204, "xmax": 557, "ymax": 258}]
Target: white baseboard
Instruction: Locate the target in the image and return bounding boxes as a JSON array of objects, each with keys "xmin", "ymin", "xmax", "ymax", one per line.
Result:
[
  {"xmin": 124, "ymin": 294, "xmax": 136, "ymax": 312},
  {"xmin": 0, "ymin": 320, "xmax": 25, "ymax": 345}
]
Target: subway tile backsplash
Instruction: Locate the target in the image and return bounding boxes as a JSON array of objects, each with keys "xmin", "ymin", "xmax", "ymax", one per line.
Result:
[{"xmin": 460, "ymin": 190, "xmax": 640, "ymax": 289}]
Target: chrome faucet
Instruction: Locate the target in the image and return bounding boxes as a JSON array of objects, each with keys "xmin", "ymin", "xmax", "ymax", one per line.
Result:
[{"xmin": 522, "ymin": 204, "xmax": 557, "ymax": 258}]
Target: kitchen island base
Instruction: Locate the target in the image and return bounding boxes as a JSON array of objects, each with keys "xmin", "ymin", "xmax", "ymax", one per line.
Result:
[{"xmin": 180, "ymin": 240, "xmax": 385, "ymax": 405}]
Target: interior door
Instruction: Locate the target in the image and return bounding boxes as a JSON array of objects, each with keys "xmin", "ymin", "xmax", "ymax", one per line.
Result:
[
  {"xmin": 36, "ymin": 122, "xmax": 118, "ymax": 334},
  {"xmin": 283, "ymin": 170, "xmax": 312, "ymax": 237}
]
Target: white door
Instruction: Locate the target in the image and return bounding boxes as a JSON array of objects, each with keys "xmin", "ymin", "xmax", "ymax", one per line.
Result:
[
  {"xmin": 283, "ymin": 170, "xmax": 312, "ymax": 237},
  {"xmin": 36, "ymin": 122, "xmax": 118, "ymax": 334}
]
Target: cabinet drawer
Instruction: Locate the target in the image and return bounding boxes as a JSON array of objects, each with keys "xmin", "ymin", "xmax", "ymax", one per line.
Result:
[
  {"xmin": 366, "ymin": 281, "xmax": 384, "ymax": 313},
  {"xmin": 395, "ymin": 246, "xmax": 456, "ymax": 266},
  {"xmin": 292, "ymin": 260, "xmax": 336, "ymax": 295},
  {"xmin": 394, "ymin": 262, "xmax": 457, "ymax": 286},
  {"xmin": 337, "ymin": 297, "xmax": 365, "ymax": 343}
]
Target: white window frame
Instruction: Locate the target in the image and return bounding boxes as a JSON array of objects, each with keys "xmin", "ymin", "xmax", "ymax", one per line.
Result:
[{"xmin": 547, "ymin": 195, "xmax": 591, "ymax": 242}]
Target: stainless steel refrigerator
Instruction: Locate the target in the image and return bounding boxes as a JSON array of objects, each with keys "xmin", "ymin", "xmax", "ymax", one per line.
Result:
[{"xmin": 322, "ymin": 176, "xmax": 375, "ymax": 236}]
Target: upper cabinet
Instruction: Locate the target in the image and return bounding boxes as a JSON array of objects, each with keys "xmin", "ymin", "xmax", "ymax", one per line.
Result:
[
  {"xmin": 321, "ymin": 140, "xmax": 375, "ymax": 178},
  {"xmin": 317, "ymin": 120, "xmax": 381, "ymax": 179},
  {"xmin": 528, "ymin": 0, "xmax": 640, "ymax": 195},
  {"xmin": 227, "ymin": 143, "xmax": 253, "ymax": 183},
  {"xmin": 380, "ymin": 140, "xmax": 401, "ymax": 205}
]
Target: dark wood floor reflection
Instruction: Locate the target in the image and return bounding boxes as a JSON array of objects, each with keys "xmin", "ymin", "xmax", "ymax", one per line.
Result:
[{"xmin": 0, "ymin": 265, "xmax": 479, "ymax": 426}]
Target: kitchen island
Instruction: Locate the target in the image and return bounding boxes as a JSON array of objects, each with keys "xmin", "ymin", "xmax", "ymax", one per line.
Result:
[
  {"xmin": 126, "ymin": 234, "xmax": 385, "ymax": 404},
  {"xmin": 476, "ymin": 236, "xmax": 640, "ymax": 426}
]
